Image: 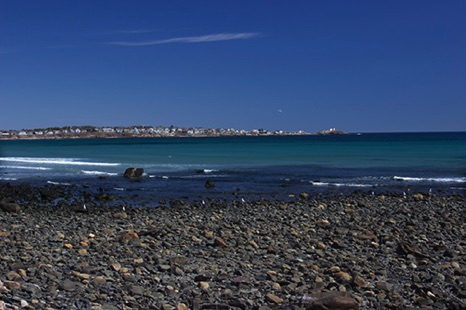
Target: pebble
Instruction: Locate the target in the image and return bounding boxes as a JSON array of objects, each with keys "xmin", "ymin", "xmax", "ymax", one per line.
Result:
[
  {"xmin": 199, "ymin": 281, "xmax": 209, "ymax": 290},
  {"xmin": 266, "ymin": 293, "xmax": 284, "ymax": 304},
  {"xmin": 0, "ymin": 183, "xmax": 464, "ymax": 309}
]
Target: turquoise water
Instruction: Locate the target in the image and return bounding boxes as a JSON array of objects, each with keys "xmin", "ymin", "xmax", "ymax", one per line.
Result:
[{"xmin": 1, "ymin": 132, "xmax": 465, "ymax": 199}]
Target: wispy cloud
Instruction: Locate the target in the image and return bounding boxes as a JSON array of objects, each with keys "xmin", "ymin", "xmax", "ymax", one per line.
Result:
[{"xmin": 107, "ymin": 32, "xmax": 261, "ymax": 46}]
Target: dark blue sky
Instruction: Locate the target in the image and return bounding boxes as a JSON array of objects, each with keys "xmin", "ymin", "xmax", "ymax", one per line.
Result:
[{"xmin": 1, "ymin": 1, "xmax": 465, "ymax": 132}]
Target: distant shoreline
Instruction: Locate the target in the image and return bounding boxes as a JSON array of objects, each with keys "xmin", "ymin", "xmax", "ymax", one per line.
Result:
[{"xmin": 0, "ymin": 125, "xmax": 347, "ymax": 140}]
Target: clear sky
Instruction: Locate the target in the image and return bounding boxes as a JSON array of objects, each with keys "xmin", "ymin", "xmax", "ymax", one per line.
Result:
[{"xmin": 1, "ymin": 1, "xmax": 465, "ymax": 132}]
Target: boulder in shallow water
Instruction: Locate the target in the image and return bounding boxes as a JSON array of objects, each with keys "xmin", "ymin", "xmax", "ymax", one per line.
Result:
[
  {"xmin": 124, "ymin": 168, "xmax": 144, "ymax": 179},
  {"xmin": 205, "ymin": 180, "xmax": 216, "ymax": 188}
]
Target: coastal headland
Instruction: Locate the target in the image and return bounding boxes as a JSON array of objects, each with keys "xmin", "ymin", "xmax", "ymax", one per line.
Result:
[
  {"xmin": 0, "ymin": 182, "xmax": 465, "ymax": 309},
  {"xmin": 0, "ymin": 125, "xmax": 347, "ymax": 140}
]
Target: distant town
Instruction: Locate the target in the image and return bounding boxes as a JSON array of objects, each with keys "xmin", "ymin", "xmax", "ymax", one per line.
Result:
[{"xmin": 0, "ymin": 125, "xmax": 347, "ymax": 140}]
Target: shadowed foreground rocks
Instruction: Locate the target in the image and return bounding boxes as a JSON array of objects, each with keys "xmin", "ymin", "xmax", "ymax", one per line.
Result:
[{"xmin": 0, "ymin": 184, "xmax": 465, "ymax": 309}]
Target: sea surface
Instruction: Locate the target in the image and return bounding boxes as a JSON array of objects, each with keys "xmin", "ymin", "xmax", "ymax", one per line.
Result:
[{"xmin": 1, "ymin": 132, "xmax": 465, "ymax": 203}]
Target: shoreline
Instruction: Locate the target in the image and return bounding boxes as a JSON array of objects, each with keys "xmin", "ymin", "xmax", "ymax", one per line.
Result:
[{"xmin": 1, "ymin": 183, "xmax": 465, "ymax": 309}]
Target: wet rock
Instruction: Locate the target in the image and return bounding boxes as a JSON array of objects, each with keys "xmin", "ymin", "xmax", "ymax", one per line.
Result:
[
  {"xmin": 299, "ymin": 192, "xmax": 309, "ymax": 199},
  {"xmin": 123, "ymin": 167, "xmax": 144, "ymax": 179},
  {"xmin": 205, "ymin": 180, "xmax": 216, "ymax": 188}
]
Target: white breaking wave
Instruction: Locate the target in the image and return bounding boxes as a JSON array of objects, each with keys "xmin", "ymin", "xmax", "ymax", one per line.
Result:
[
  {"xmin": 202, "ymin": 169, "xmax": 218, "ymax": 173},
  {"xmin": 47, "ymin": 181, "xmax": 71, "ymax": 186},
  {"xmin": 2, "ymin": 165, "xmax": 52, "ymax": 171},
  {"xmin": 81, "ymin": 170, "xmax": 119, "ymax": 176},
  {"xmin": 0, "ymin": 157, "xmax": 121, "ymax": 166},
  {"xmin": 149, "ymin": 175, "xmax": 170, "ymax": 179},
  {"xmin": 393, "ymin": 176, "xmax": 466, "ymax": 183},
  {"xmin": 310, "ymin": 181, "xmax": 372, "ymax": 188},
  {"xmin": 0, "ymin": 177, "xmax": 18, "ymax": 181}
]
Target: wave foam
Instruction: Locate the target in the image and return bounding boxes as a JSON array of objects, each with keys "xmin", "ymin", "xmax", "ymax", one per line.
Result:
[
  {"xmin": 393, "ymin": 176, "xmax": 466, "ymax": 183},
  {"xmin": 3, "ymin": 165, "xmax": 52, "ymax": 171},
  {"xmin": 81, "ymin": 170, "xmax": 119, "ymax": 176},
  {"xmin": 1, "ymin": 157, "xmax": 120, "ymax": 166},
  {"xmin": 47, "ymin": 181, "xmax": 71, "ymax": 186},
  {"xmin": 311, "ymin": 181, "xmax": 372, "ymax": 188}
]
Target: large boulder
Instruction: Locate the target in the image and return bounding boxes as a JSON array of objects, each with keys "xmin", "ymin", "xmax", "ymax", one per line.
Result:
[
  {"xmin": 123, "ymin": 168, "xmax": 144, "ymax": 179},
  {"xmin": 0, "ymin": 199, "xmax": 21, "ymax": 213}
]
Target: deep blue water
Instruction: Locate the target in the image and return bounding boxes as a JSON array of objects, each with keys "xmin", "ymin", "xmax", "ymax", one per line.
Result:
[{"xmin": 1, "ymin": 132, "xmax": 465, "ymax": 202}]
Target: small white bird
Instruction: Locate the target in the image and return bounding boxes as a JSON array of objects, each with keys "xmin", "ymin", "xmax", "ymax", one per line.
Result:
[{"xmin": 241, "ymin": 198, "xmax": 246, "ymax": 203}]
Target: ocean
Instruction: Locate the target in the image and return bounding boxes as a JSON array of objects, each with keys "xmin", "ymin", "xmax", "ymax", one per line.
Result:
[{"xmin": 1, "ymin": 132, "xmax": 465, "ymax": 203}]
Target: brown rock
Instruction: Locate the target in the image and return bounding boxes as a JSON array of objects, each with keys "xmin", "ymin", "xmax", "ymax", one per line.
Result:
[
  {"xmin": 266, "ymin": 293, "xmax": 284, "ymax": 304},
  {"xmin": 376, "ymin": 281, "xmax": 393, "ymax": 291},
  {"xmin": 72, "ymin": 272, "xmax": 90, "ymax": 280},
  {"xmin": 18, "ymin": 269, "xmax": 27, "ymax": 277},
  {"xmin": 199, "ymin": 281, "xmax": 209, "ymax": 290},
  {"xmin": 113, "ymin": 212, "xmax": 128, "ymax": 219},
  {"xmin": 316, "ymin": 219, "xmax": 330, "ymax": 227},
  {"xmin": 78, "ymin": 249, "xmax": 88, "ymax": 255},
  {"xmin": 204, "ymin": 231, "xmax": 214, "ymax": 238},
  {"xmin": 335, "ymin": 271, "xmax": 352, "ymax": 282},
  {"xmin": 111, "ymin": 262, "xmax": 122, "ymax": 271},
  {"xmin": 6, "ymin": 271, "xmax": 21, "ymax": 281},
  {"xmin": 93, "ymin": 276, "xmax": 107, "ymax": 285},
  {"xmin": 328, "ymin": 266, "xmax": 341, "ymax": 273},
  {"xmin": 177, "ymin": 303, "xmax": 188, "ymax": 310},
  {"xmin": 118, "ymin": 230, "xmax": 140, "ymax": 243},
  {"xmin": 4, "ymin": 280, "xmax": 20, "ymax": 290},
  {"xmin": 0, "ymin": 200, "xmax": 21, "ymax": 213},
  {"xmin": 64, "ymin": 243, "xmax": 73, "ymax": 249},
  {"xmin": 0, "ymin": 231, "xmax": 11, "ymax": 237},
  {"xmin": 134, "ymin": 258, "xmax": 144, "ymax": 264},
  {"xmin": 317, "ymin": 242, "xmax": 326, "ymax": 250},
  {"xmin": 249, "ymin": 240, "xmax": 259, "ymax": 249},
  {"xmin": 353, "ymin": 275, "xmax": 366, "ymax": 287},
  {"xmin": 214, "ymin": 236, "xmax": 227, "ymax": 247}
]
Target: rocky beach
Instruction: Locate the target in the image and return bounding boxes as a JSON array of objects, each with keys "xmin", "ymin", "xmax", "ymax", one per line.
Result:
[{"xmin": 0, "ymin": 183, "xmax": 465, "ymax": 309}]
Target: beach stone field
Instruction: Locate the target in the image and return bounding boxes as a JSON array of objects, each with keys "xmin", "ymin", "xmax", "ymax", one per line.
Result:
[{"xmin": 0, "ymin": 184, "xmax": 465, "ymax": 309}]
